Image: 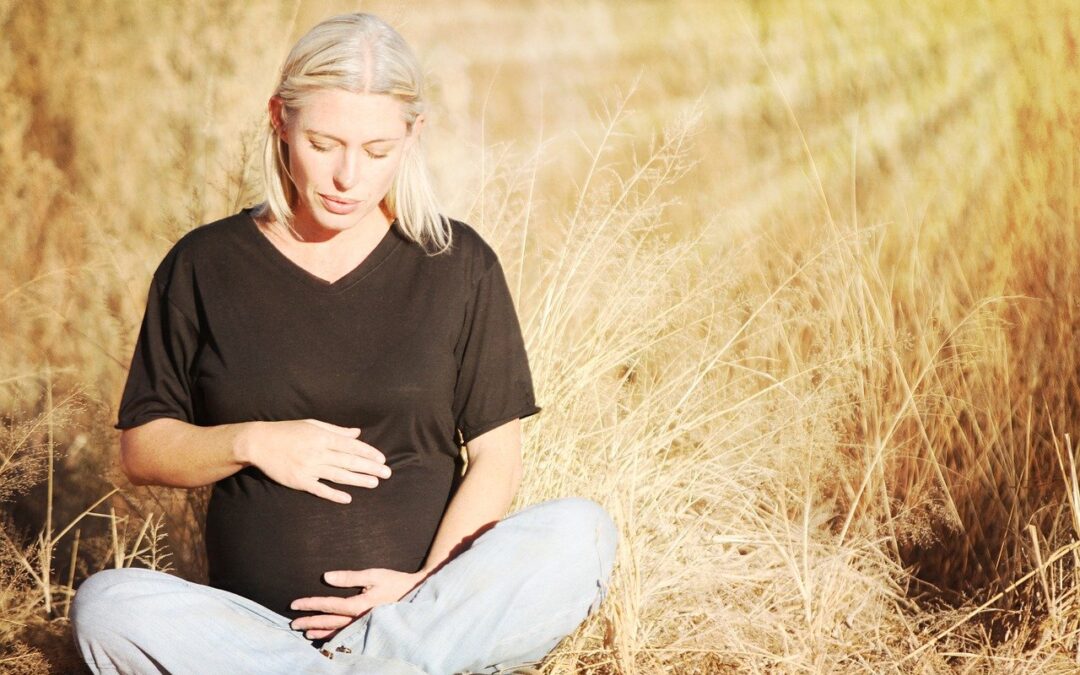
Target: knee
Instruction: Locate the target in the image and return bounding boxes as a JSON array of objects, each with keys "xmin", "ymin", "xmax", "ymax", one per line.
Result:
[
  {"xmin": 71, "ymin": 568, "xmax": 163, "ymax": 641},
  {"xmin": 529, "ymin": 497, "xmax": 619, "ymax": 575},
  {"xmin": 71, "ymin": 569, "xmax": 131, "ymax": 639}
]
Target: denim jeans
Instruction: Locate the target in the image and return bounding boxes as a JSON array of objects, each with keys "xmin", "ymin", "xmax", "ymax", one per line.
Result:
[{"xmin": 71, "ymin": 497, "xmax": 618, "ymax": 674}]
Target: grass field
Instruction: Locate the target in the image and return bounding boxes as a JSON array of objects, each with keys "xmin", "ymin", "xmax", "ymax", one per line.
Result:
[{"xmin": 3, "ymin": 0, "xmax": 1080, "ymax": 672}]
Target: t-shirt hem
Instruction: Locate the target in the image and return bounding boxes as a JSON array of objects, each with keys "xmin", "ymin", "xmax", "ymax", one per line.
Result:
[
  {"xmin": 114, "ymin": 412, "xmax": 192, "ymax": 431},
  {"xmin": 459, "ymin": 404, "xmax": 542, "ymax": 445}
]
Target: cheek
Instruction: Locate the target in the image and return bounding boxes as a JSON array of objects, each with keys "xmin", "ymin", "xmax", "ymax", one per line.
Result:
[
  {"xmin": 373, "ymin": 158, "xmax": 404, "ymax": 193},
  {"xmin": 286, "ymin": 150, "xmax": 311, "ymax": 186},
  {"xmin": 287, "ymin": 140, "xmax": 333, "ymax": 180}
]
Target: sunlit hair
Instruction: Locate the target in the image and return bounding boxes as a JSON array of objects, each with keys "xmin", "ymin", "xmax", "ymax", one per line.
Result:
[{"xmin": 253, "ymin": 12, "xmax": 451, "ymax": 254}]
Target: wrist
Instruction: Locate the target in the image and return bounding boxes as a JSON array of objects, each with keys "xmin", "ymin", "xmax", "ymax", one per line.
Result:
[
  {"xmin": 416, "ymin": 564, "xmax": 436, "ymax": 579},
  {"xmin": 233, "ymin": 421, "xmax": 262, "ymax": 467}
]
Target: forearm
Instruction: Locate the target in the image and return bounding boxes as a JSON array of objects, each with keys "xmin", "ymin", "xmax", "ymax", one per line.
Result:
[
  {"xmin": 120, "ymin": 417, "xmax": 255, "ymax": 488},
  {"xmin": 420, "ymin": 448, "xmax": 522, "ymax": 574}
]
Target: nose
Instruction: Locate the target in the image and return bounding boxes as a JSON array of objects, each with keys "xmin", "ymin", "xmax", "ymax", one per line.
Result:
[{"xmin": 333, "ymin": 149, "xmax": 365, "ymax": 193}]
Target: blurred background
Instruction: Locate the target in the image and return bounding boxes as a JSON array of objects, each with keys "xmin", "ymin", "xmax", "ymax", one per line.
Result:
[{"xmin": 3, "ymin": 0, "xmax": 1080, "ymax": 672}]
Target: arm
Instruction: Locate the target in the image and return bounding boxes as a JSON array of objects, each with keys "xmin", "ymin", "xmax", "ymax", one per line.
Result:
[
  {"xmin": 119, "ymin": 418, "xmax": 253, "ymax": 487},
  {"xmin": 419, "ymin": 417, "xmax": 524, "ymax": 575},
  {"xmin": 119, "ymin": 417, "xmax": 389, "ymax": 503}
]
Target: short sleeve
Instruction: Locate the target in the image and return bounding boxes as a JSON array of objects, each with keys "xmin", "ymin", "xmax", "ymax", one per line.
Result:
[
  {"xmin": 452, "ymin": 257, "xmax": 541, "ymax": 445},
  {"xmin": 114, "ymin": 275, "xmax": 201, "ymax": 430}
]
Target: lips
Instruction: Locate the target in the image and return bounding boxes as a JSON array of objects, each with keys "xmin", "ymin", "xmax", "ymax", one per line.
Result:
[{"xmin": 319, "ymin": 193, "xmax": 361, "ymax": 215}]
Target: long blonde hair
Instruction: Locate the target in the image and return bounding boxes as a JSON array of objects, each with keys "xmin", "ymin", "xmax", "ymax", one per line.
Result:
[{"xmin": 253, "ymin": 12, "xmax": 451, "ymax": 254}]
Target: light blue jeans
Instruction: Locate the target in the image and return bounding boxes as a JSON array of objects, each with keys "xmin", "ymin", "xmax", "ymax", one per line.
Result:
[{"xmin": 71, "ymin": 497, "xmax": 618, "ymax": 674}]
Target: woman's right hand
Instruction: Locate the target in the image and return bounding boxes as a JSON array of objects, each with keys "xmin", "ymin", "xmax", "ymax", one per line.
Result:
[{"xmin": 238, "ymin": 419, "xmax": 391, "ymax": 504}]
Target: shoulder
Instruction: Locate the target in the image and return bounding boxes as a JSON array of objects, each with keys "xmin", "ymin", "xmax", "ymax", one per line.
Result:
[
  {"xmin": 440, "ymin": 217, "xmax": 501, "ymax": 280},
  {"xmin": 151, "ymin": 210, "xmax": 251, "ymax": 287}
]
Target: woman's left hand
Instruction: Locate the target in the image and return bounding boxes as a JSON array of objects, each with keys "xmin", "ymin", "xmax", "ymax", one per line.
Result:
[{"xmin": 289, "ymin": 568, "xmax": 427, "ymax": 641}]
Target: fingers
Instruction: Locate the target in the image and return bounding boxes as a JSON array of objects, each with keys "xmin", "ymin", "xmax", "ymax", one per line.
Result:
[
  {"xmin": 291, "ymin": 595, "xmax": 359, "ymax": 615},
  {"xmin": 306, "ymin": 452, "xmax": 391, "ymax": 501},
  {"xmin": 324, "ymin": 569, "xmax": 378, "ymax": 588},
  {"xmin": 290, "ymin": 612, "xmax": 353, "ymax": 631},
  {"xmin": 264, "ymin": 420, "xmax": 388, "ymax": 503},
  {"xmin": 321, "ymin": 466, "xmax": 380, "ymax": 489},
  {"xmin": 325, "ymin": 450, "xmax": 392, "ymax": 480},
  {"xmin": 305, "ymin": 479, "xmax": 352, "ymax": 504},
  {"xmin": 327, "ymin": 436, "xmax": 387, "ymax": 465},
  {"xmin": 305, "ymin": 419, "xmax": 361, "ymax": 438},
  {"xmin": 304, "ymin": 628, "xmax": 336, "ymax": 640}
]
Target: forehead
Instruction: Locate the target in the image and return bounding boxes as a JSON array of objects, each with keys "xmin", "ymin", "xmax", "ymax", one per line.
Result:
[{"xmin": 296, "ymin": 89, "xmax": 407, "ymax": 141}]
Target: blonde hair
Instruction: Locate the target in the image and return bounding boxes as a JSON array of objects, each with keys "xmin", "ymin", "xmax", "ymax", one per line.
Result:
[{"xmin": 253, "ymin": 12, "xmax": 451, "ymax": 254}]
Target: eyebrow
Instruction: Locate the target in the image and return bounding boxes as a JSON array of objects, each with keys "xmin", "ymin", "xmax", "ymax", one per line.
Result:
[{"xmin": 306, "ymin": 130, "xmax": 400, "ymax": 145}]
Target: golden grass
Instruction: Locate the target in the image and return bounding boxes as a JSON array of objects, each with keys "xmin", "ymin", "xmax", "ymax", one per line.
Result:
[{"xmin": 2, "ymin": 0, "xmax": 1080, "ymax": 672}]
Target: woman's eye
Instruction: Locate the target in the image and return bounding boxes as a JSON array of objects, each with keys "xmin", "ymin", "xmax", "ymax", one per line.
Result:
[{"xmin": 308, "ymin": 142, "xmax": 385, "ymax": 158}]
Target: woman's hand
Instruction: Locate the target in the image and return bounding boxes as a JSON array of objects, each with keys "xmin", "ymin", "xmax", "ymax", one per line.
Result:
[
  {"xmin": 239, "ymin": 419, "xmax": 391, "ymax": 503},
  {"xmin": 289, "ymin": 568, "xmax": 428, "ymax": 641}
]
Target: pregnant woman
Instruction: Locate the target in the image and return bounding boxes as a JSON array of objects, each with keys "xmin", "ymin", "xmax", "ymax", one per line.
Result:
[{"xmin": 71, "ymin": 12, "xmax": 618, "ymax": 674}]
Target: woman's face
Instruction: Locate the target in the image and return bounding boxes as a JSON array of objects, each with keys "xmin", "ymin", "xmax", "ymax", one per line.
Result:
[{"xmin": 271, "ymin": 88, "xmax": 419, "ymax": 235}]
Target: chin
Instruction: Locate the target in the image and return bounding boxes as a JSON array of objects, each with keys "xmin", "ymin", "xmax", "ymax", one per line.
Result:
[{"xmin": 316, "ymin": 212, "xmax": 360, "ymax": 229}]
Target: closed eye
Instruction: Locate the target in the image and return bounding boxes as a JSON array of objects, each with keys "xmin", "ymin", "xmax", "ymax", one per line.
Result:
[{"xmin": 309, "ymin": 140, "xmax": 388, "ymax": 158}]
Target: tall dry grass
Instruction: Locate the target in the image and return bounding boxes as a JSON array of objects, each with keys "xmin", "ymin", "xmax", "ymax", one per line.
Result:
[{"xmin": 2, "ymin": 0, "xmax": 1080, "ymax": 672}]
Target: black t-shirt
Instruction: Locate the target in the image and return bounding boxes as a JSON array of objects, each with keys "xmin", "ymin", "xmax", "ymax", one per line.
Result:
[{"xmin": 114, "ymin": 206, "xmax": 540, "ymax": 619}]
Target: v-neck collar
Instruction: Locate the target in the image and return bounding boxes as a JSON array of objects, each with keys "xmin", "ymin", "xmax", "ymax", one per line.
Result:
[{"xmin": 243, "ymin": 207, "xmax": 405, "ymax": 294}]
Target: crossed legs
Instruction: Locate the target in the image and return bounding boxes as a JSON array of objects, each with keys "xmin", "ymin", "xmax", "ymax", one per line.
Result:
[{"xmin": 71, "ymin": 497, "xmax": 618, "ymax": 674}]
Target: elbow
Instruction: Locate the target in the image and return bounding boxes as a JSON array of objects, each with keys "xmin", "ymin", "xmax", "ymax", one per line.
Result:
[{"xmin": 118, "ymin": 429, "xmax": 151, "ymax": 485}]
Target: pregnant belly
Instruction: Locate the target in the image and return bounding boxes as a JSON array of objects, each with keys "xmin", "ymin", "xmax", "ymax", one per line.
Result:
[{"xmin": 205, "ymin": 460, "xmax": 454, "ymax": 620}]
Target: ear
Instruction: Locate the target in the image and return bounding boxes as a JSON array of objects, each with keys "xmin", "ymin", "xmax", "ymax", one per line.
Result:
[
  {"xmin": 269, "ymin": 96, "xmax": 288, "ymax": 143},
  {"xmin": 406, "ymin": 113, "xmax": 425, "ymax": 149}
]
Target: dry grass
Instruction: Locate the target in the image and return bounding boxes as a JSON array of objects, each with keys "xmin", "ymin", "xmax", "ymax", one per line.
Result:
[{"xmin": 2, "ymin": 0, "xmax": 1080, "ymax": 672}]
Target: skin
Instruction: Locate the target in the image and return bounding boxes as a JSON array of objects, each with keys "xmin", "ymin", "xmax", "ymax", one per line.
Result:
[
  {"xmin": 259, "ymin": 88, "xmax": 421, "ymax": 275},
  {"xmin": 264, "ymin": 89, "xmax": 526, "ymax": 640}
]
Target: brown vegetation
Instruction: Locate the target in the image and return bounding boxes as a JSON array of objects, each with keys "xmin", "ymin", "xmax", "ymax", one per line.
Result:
[{"xmin": 2, "ymin": 0, "xmax": 1079, "ymax": 672}]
